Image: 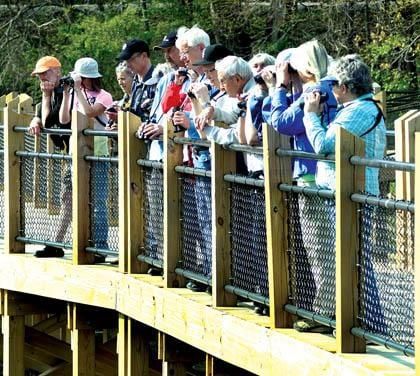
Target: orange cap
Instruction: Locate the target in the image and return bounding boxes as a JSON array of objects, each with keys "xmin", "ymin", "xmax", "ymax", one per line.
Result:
[{"xmin": 31, "ymin": 56, "xmax": 61, "ymax": 76}]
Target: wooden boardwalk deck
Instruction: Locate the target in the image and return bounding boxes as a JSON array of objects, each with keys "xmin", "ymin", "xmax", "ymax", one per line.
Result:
[{"xmin": 0, "ymin": 248, "xmax": 415, "ymax": 375}]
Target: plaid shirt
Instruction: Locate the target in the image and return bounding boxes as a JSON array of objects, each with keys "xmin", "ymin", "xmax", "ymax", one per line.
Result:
[{"xmin": 303, "ymin": 93, "xmax": 386, "ymax": 195}]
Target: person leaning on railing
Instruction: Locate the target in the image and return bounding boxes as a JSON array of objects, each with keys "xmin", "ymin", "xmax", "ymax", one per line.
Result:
[
  {"xmin": 271, "ymin": 40, "xmax": 338, "ymax": 332},
  {"xmin": 303, "ymin": 54, "xmax": 386, "ymax": 196},
  {"xmin": 59, "ymin": 57, "xmax": 113, "ymax": 259},
  {"xmin": 28, "ymin": 56, "xmax": 71, "ymax": 258}
]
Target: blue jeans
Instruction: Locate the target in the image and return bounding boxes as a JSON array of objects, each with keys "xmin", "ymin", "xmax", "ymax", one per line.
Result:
[
  {"xmin": 91, "ymin": 161, "xmax": 109, "ymax": 249},
  {"xmin": 193, "ymin": 149, "xmax": 212, "ymax": 276}
]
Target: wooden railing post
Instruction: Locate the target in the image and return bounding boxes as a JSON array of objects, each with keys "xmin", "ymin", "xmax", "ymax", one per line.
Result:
[
  {"xmin": 335, "ymin": 127, "xmax": 365, "ymax": 353},
  {"xmin": 2, "ymin": 290, "xmax": 25, "ymax": 376},
  {"xmin": 4, "ymin": 96, "xmax": 31, "ymax": 254},
  {"xmin": 69, "ymin": 303, "xmax": 95, "ymax": 376},
  {"xmin": 117, "ymin": 314, "xmax": 149, "ymax": 375},
  {"xmin": 262, "ymin": 123, "xmax": 292, "ymax": 328},
  {"xmin": 395, "ymin": 111, "xmax": 419, "ymax": 270},
  {"xmin": 414, "ymin": 131, "xmax": 420, "ymax": 373},
  {"xmin": 72, "ymin": 109, "xmax": 95, "ymax": 265},
  {"xmin": 119, "ymin": 111, "xmax": 147, "ymax": 274},
  {"xmin": 211, "ymin": 142, "xmax": 236, "ymax": 307},
  {"xmin": 164, "ymin": 119, "xmax": 184, "ymax": 288}
]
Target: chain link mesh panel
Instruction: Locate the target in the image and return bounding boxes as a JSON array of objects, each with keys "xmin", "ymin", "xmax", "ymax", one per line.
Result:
[
  {"xmin": 20, "ymin": 154, "xmax": 72, "ymax": 246},
  {"xmin": 379, "ymin": 155, "xmax": 396, "ymax": 199},
  {"xmin": 180, "ymin": 174, "xmax": 212, "ymax": 279},
  {"xmin": 23, "ymin": 134, "xmax": 35, "ymax": 202},
  {"xmin": 142, "ymin": 167, "xmax": 164, "ymax": 262},
  {"xmin": 287, "ymin": 191, "xmax": 336, "ymax": 318},
  {"xmin": 359, "ymin": 203, "xmax": 414, "ymax": 348},
  {"xmin": 89, "ymin": 160, "xmax": 119, "ymax": 253},
  {"xmin": 230, "ymin": 183, "xmax": 268, "ymax": 298}
]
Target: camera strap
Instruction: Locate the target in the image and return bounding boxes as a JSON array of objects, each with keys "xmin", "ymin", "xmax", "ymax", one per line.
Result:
[{"xmin": 358, "ymin": 98, "xmax": 385, "ymax": 138}]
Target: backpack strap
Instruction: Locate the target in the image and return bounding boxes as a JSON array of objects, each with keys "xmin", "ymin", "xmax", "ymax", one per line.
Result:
[{"xmin": 359, "ymin": 98, "xmax": 385, "ymax": 138}]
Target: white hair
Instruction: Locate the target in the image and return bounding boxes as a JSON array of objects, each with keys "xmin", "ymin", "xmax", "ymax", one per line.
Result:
[
  {"xmin": 175, "ymin": 25, "xmax": 210, "ymax": 49},
  {"xmin": 248, "ymin": 53, "xmax": 275, "ymax": 68},
  {"xmin": 115, "ymin": 61, "xmax": 134, "ymax": 76},
  {"xmin": 215, "ymin": 56, "xmax": 253, "ymax": 81}
]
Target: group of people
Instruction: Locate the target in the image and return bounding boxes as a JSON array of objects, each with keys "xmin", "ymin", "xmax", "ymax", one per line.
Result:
[{"xmin": 27, "ymin": 25, "xmax": 386, "ymax": 323}]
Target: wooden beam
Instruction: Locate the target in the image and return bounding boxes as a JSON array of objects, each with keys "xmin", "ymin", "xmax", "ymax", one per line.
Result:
[
  {"xmin": 415, "ymin": 132, "xmax": 420, "ymax": 374},
  {"xmin": 211, "ymin": 141, "xmax": 237, "ymax": 307},
  {"xmin": 4, "ymin": 96, "xmax": 26, "ymax": 254},
  {"xmin": 205, "ymin": 353, "xmax": 214, "ymax": 376},
  {"xmin": 38, "ymin": 362, "xmax": 72, "ymax": 376},
  {"xmin": 3, "ymin": 291, "xmax": 65, "ymax": 316},
  {"xmin": 72, "ymin": 110, "xmax": 95, "ymax": 265},
  {"xmin": 118, "ymin": 315, "xmax": 149, "ymax": 376},
  {"xmin": 335, "ymin": 128, "xmax": 365, "ymax": 353},
  {"xmin": 119, "ymin": 111, "xmax": 147, "ymax": 274},
  {"xmin": 2, "ymin": 314, "xmax": 25, "ymax": 375},
  {"xmin": 70, "ymin": 304, "xmax": 95, "ymax": 376},
  {"xmin": 262, "ymin": 123, "xmax": 292, "ymax": 328},
  {"xmin": 164, "ymin": 118, "xmax": 184, "ymax": 287}
]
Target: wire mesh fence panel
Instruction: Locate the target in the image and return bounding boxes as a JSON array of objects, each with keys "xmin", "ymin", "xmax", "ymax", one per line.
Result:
[
  {"xmin": 23, "ymin": 134, "xmax": 35, "ymax": 202},
  {"xmin": 89, "ymin": 160, "xmax": 119, "ymax": 252},
  {"xmin": 37, "ymin": 134, "xmax": 49, "ymax": 207},
  {"xmin": 180, "ymin": 174, "xmax": 212, "ymax": 279},
  {"xmin": 286, "ymin": 191, "xmax": 336, "ymax": 319},
  {"xmin": 20, "ymin": 155, "xmax": 72, "ymax": 247},
  {"xmin": 230, "ymin": 183, "xmax": 268, "ymax": 298},
  {"xmin": 141, "ymin": 166, "xmax": 164, "ymax": 262},
  {"xmin": 379, "ymin": 155, "xmax": 396, "ymax": 199},
  {"xmin": 358, "ymin": 203, "xmax": 414, "ymax": 348}
]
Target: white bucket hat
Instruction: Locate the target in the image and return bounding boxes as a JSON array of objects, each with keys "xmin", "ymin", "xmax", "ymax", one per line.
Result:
[{"xmin": 73, "ymin": 57, "xmax": 102, "ymax": 78}]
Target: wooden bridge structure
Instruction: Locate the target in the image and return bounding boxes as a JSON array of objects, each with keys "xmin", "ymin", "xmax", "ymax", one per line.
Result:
[{"xmin": 0, "ymin": 91, "xmax": 418, "ymax": 375}]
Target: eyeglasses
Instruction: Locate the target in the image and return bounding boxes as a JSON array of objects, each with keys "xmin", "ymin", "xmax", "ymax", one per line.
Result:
[{"xmin": 179, "ymin": 48, "xmax": 191, "ymax": 58}]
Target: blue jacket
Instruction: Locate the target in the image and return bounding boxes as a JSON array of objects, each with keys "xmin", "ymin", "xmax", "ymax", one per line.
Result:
[{"xmin": 271, "ymin": 81, "xmax": 337, "ymax": 180}]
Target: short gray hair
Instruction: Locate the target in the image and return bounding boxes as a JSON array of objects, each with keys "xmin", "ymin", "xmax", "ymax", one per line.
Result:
[
  {"xmin": 248, "ymin": 53, "xmax": 275, "ymax": 68},
  {"xmin": 175, "ymin": 25, "xmax": 210, "ymax": 49},
  {"xmin": 330, "ymin": 54, "xmax": 373, "ymax": 96},
  {"xmin": 215, "ymin": 56, "xmax": 253, "ymax": 81},
  {"xmin": 115, "ymin": 62, "xmax": 134, "ymax": 77}
]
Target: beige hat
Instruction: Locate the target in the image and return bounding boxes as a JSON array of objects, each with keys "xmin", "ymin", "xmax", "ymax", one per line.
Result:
[{"xmin": 289, "ymin": 40, "xmax": 329, "ymax": 81}]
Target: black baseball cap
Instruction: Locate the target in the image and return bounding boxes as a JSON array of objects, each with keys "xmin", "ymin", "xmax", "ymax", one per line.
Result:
[
  {"xmin": 193, "ymin": 44, "xmax": 233, "ymax": 66},
  {"xmin": 153, "ymin": 31, "xmax": 177, "ymax": 51},
  {"xmin": 118, "ymin": 39, "xmax": 149, "ymax": 61}
]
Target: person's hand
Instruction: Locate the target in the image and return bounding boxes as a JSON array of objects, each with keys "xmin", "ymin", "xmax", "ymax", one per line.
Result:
[
  {"xmin": 105, "ymin": 110, "xmax": 118, "ymax": 123},
  {"xmin": 28, "ymin": 118, "xmax": 42, "ymax": 136},
  {"xmin": 70, "ymin": 72, "xmax": 82, "ymax": 90},
  {"xmin": 275, "ymin": 61, "xmax": 291, "ymax": 88},
  {"xmin": 142, "ymin": 123, "xmax": 163, "ymax": 139},
  {"xmin": 260, "ymin": 68, "xmax": 276, "ymax": 89},
  {"xmin": 304, "ymin": 91, "xmax": 322, "ymax": 113},
  {"xmin": 39, "ymin": 81, "xmax": 55, "ymax": 96},
  {"xmin": 194, "ymin": 106, "xmax": 214, "ymax": 130},
  {"xmin": 174, "ymin": 68, "xmax": 188, "ymax": 86},
  {"xmin": 105, "ymin": 122, "xmax": 118, "ymax": 131},
  {"xmin": 190, "ymin": 82, "xmax": 210, "ymax": 104},
  {"xmin": 173, "ymin": 111, "xmax": 190, "ymax": 129}
]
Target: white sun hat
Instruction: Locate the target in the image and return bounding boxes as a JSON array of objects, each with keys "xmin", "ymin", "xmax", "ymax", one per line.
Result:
[{"xmin": 73, "ymin": 57, "xmax": 102, "ymax": 78}]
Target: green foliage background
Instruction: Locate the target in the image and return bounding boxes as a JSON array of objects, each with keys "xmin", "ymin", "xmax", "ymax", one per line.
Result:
[{"xmin": 0, "ymin": 0, "xmax": 418, "ymax": 102}]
